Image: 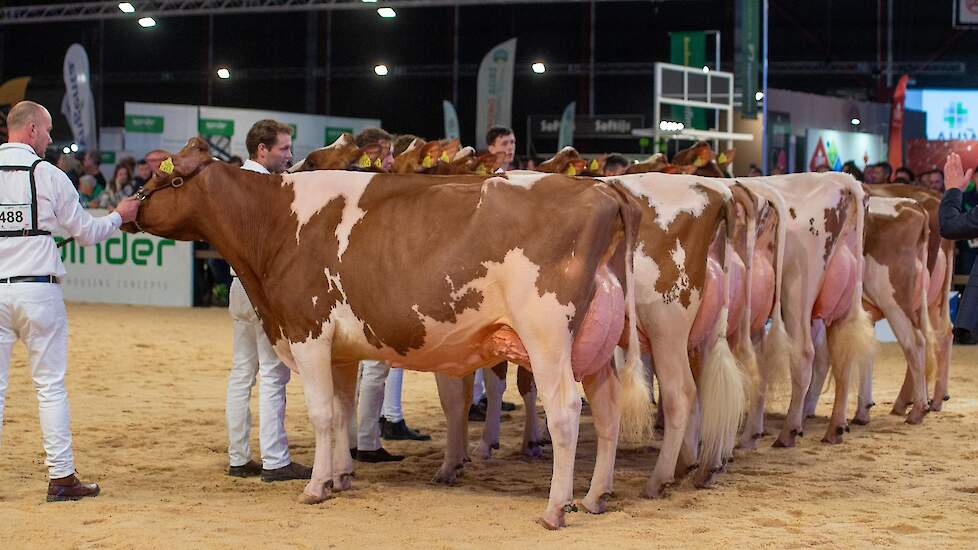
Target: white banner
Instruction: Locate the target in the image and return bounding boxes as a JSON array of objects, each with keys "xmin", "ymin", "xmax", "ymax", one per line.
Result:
[
  {"xmin": 56, "ymin": 210, "xmax": 194, "ymax": 307},
  {"xmin": 443, "ymin": 100, "xmax": 460, "ymax": 140},
  {"xmin": 558, "ymin": 101, "xmax": 576, "ymax": 150},
  {"xmin": 805, "ymin": 128, "xmax": 885, "ymax": 172},
  {"xmin": 61, "ymin": 44, "xmax": 98, "ymax": 151},
  {"xmin": 475, "ymin": 38, "xmax": 517, "ymax": 150}
]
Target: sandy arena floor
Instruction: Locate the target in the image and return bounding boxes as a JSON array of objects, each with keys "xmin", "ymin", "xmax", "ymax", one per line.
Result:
[{"xmin": 1, "ymin": 303, "xmax": 977, "ymax": 548}]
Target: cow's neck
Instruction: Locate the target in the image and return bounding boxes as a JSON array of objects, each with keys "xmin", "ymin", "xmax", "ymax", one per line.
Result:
[{"xmin": 196, "ymin": 166, "xmax": 293, "ymax": 317}]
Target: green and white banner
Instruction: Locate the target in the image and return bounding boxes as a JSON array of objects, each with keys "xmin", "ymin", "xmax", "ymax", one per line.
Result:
[
  {"xmin": 443, "ymin": 100, "xmax": 460, "ymax": 140},
  {"xmin": 557, "ymin": 101, "xmax": 575, "ymax": 150},
  {"xmin": 475, "ymin": 38, "xmax": 517, "ymax": 149},
  {"xmin": 56, "ymin": 210, "xmax": 194, "ymax": 307}
]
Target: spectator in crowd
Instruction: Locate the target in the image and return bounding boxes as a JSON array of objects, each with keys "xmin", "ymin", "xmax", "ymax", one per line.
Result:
[
  {"xmin": 77, "ymin": 174, "xmax": 98, "ymax": 207},
  {"xmin": 747, "ymin": 164, "xmax": 763, "ymax": 177},
  {"xmin": 894, "ymin": 166, "xmax": 915, "ymax": 184},
  {"xmin": 920, "ymin": 169, "xmax": 945, "ymax": 192},
  {"xmin": 486, "ymin": 126, "xmax": 516, "ymax": 172},
  {"xmin": 118, "ymin": 155, "xmax": 136, "ymax": 178},
  {"xmin": 842, "ymin": 163, "xmax": 865, "ymax": 182},
  {"xmin": 813, "ymin": 164, "xmax": 831, "ymax": 173},
  {"xmin": 876, "ymin": 161, "xmax": 893, "ymax": 183},
  {"xmin": 227, "ymin": 155, "xmax": 243, "ymax": 168},
  {"xmin": 143, "ymin": 149, "xmax": 169, "ymax": 173},
  {"xmin": 56, "ymin": 152, "xmax": 81, "ymax": 188},
  {"xmin": 603, "ymin": 153, "xmax": 630, "ymax": 176},
  {"xmin": 354, "ymin": 128, "xmax": 394, "ymax": 171},
  {"xmin": 92, "ymin": 163, "xmax": 133, "ymax": 209},
  {"xmin": 132, "ymin": 159, "xmax": 151, "ymax": 192},
  {"xmin": 78, "ymin": 150, "xmax": 106, "ymax": 197}
]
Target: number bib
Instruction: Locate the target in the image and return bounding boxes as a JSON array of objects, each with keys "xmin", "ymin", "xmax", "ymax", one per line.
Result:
[{"xmin": 0, "ymin": 203, "xmax": 31, "ymax": 231}]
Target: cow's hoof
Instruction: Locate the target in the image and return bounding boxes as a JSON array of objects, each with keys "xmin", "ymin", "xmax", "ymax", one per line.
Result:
[
  {"xmin": 821, "ymin": 431, "xmax": 844, "ymax": 445},
  {"xmin": 693, "ymin": 468, "xmax": 717, "ymax": 489},
  {"xmin": 299, "ymin": 481, "xmax": 332, "ymax": 504},
  {"xmin": 473, "ymin": 441, "xmax": 496, "ymax": 461},
  {"xmin": 580, "ymin": 492, "xmax": 611, "ymax": 515},
  {"xmin": 906, "ymin": 405, "xmax": 928, "ymax": 425},
  {"xmin": 890, "ymin": 404, "xmax": 909, "ymax": 417},
  {"xmin": 332, "ymin": 473, "xmax": 354, "ymax": 492},
  {"xmin": 929, "ymin": 397, "xmax": 946, "ymax": 412},
  {"xmin": 522, "ymin": 441, "xmax": 545, "ymax": 459},
  {"xmin": 641, "ymin": 478, "xmax": 673, "ymax": 499},
  {"xmin": 851, "ymin": 413, "xmax": 870, "ymax": 426},
  {"xmin": 537, "ymin": 507, "xmax": 566, "ymax": 530},
  {"xmin": 432, "ymin": 463, "xmax": 463, "ymax": 485},
  {"xmin": 772, "ymin": 434, "xmax": 796, "ymax": 448}
]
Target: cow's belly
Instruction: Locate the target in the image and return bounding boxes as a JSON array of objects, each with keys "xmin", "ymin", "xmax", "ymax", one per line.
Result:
[
  {"xmin": 813, "ymin": 243, "xmax": 858, "ymax": 324},
  {"xmin": 749, "ymin": 248, "xmax": 776, "ymax": 334},
  {"xmin": 725, "ymin": 251, "xmax": 747, "ymax": 338},
  {"xmin": 689, "ymin": 256, "xmax": 725, "ymax": 348},
  {"xmin": 928, "ymin": 247, "xmax": 948, "ymax": 308}
]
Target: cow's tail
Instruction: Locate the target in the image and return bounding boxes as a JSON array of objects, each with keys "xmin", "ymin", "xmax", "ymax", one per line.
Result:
[
  {"xmin": 606, "ymin": 180, "xmax": 653, "ymax": 443},
  {"xmin": 746, "ymin": 182, "xmax": 794, "ymax": 404},
  {"xmin": 731, "ymin": 190, "xmax": 760, "ymax": 411},
  {"xmin": 826, "ymin": 182, "xmax": 876, "ymax": 399},
  {"xmin": 697, "ymin": 195, "xmax": 748, "ymax": 480}
]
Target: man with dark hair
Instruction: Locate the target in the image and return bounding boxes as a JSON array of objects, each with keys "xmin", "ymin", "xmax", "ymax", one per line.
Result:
[
  {"xmin": 920, "ymin": 169, "xmax": 945, "ymax": 192},
  {"xmin": 603, "ymin": 153, "xmax": 630, "ymax": 176},
  {"xmin": 877, "ymin": 161, "xmax": 893, "ymax": 183},
  {"xmin": 354, "ymin": 128, "xmax": 394, "ymax": 172},
  {"xmin": 485, "ymin": 126, "xmax": 515, "ymax": 171},
  {"xmin": 226, "ymin": 119, "xmax": 311, "ymax": 482},
  {"xmin": 894, "ymin": 166, "xmax": 915, "ymax": 184}
]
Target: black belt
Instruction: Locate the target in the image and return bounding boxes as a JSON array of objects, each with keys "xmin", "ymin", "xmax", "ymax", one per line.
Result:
[{"xmin": 0, "ymin": 275, "xmax": 60, "ymax": 284}]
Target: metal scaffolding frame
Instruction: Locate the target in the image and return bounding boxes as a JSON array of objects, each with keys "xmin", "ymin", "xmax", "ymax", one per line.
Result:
[{"xmin": 0, "ymin": 0, "xmax": 668, "ymax": 25}]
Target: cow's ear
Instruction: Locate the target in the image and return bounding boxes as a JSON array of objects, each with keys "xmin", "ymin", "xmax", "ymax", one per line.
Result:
[
  {"xmin": 717, "ymin": 148, "xmax": 736, "ymax": 168},
  {"xmin": 356, "ymin": 143, "xmax": 385, "ymax": 171},
  {"xmin": 419, "ymin": 140, "xmax": 441, "ymax": 169},
  {"xmin": 162, "ymin": 137, "xmax": 211, "ymax": 179}
]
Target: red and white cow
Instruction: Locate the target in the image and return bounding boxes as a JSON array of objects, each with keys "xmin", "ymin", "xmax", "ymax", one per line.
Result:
[
  {"xmin": 744, "ymin": 173, "xmax": 875, "ymax": 446},
  {"xmin": 126, "ymin": 137, "xmax": 650, "ymax": 530}
]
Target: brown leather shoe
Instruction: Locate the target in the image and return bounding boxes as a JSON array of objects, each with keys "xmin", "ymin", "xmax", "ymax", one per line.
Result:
[
  {"xmin": 261, "ymin": 461, "xmax": 313, "ymax": 482},
  {"xmin": 47, "ymin": 474, "xmax": 100, "ymax": 502},
  {"xmin": 227, "ymin": 460, "xmax": 262, "ymax": 478}
]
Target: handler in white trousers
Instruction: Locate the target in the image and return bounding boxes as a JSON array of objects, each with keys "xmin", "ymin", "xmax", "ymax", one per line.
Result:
[
  {"xmin": 225, "ymin": 119, "xmax": 310, "ymax": 482},
  {"xmin": 0, "ymin": 101, "xmax": 139, "ymax": 501}
]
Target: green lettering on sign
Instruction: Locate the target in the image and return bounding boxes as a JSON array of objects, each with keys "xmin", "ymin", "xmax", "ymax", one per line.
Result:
[
  {"xmin": 325, "ymin": 127, "xmax": 353, "ymax": 146},
  {"xmin": 56, "ymin": 235, "xmax": 177, "ymax": 267},
  {"xmin": 198, "ymin": 118, "xmax": 235, "ymax": 137},
  {"xmin": 125, "ymin": 115, "xmax": 164, "ymax": 133},
  {"xmin": 100, "ymin": 151, "xmax": 116, "ymax": 164}
]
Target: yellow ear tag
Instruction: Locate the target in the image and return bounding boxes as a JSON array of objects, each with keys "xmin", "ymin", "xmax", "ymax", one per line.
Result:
[
  {"xmin": 694, "ymin": 157, "xmax": 707, "ymax": 167},
  {"xmin": 718, "ymin": 153, "xmax": 728, "ymax": 164},
  {"xmin": 439, "ymin": 151, "xmax": 450, "ymax": 163},
  {"xmin": 374, "ymin": 157, "xmax": 383, "ymax": 169},
  {"xmin": 476, "ymin": 164, "xmax": 488, "ymax": 176},
  {"xmin": 589, "ymin": 159, "xmax": 599, "ymax": 171},
  {"xmin": 422, "ymin": 154, "xmax": 434, "ymax": 168},
  {"xmin": 357, "ymin": 154, "xmax": 372, "ymax": 168},
  {"xmin": 160, "ymin": 157, "xmax": 175, "ymax": 175},
  {"xmin": 565, "ymin": 165, "xmax": 577, "ymax": 176}
]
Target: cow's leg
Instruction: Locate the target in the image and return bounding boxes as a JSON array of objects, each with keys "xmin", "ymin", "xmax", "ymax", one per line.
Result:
[
  {"xmin": 580, "ymin": 361, "xmax": 620, "ymax": 514},
  {"xmin": 773, "ymin": 311, "xmax": 814, "ymax": 449},
  {"xmin": 642, "ymin": 331, "xmax": 695, "ymax": 498},
  {"xmin": 517, "ymin": 367, "xmax": 544, "ymax": 458},
  {"xmin": 930, "ymin": 304, "xmax": 953, "ymax": 411},
  {"xmin": 822, "ymin": 304, "xmax": 875, "ymax": 444},
  {"xmin": 291, "ymin": 336, "xmax": 336, "ymax": 504},
  {"xmin": 474, "ymin": 362, "xmax": 506, "ymax": 459},
  {"xmin": 872, "ymin": 302, "xmax": 929, "ymax": 424},
  {"xmin": 330, "ymin": 362, "xmax": 358, "ymax": 490},
  {"xmin": 803, "ymin": 321, "xmax": 829, "ymax": 419},
  {"xmin": 852, "ymin": 345, "xmax": 877, "ymax": 425},
  {"xmin": 434, "ymin": 372, "xmax": 473, "ymax": 484},
  {"xmin": 528, "ymin": 350, "xmax": 580, "ymax": 530}
]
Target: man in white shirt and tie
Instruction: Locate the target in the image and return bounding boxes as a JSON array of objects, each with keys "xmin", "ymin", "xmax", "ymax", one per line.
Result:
[
  {"xmin": 0, "ymin": 101, "xmax": 139, "ymax": 501},
  {"xmin": 225, "ymin": 119, "xmax": 312, "ymax": 482}
]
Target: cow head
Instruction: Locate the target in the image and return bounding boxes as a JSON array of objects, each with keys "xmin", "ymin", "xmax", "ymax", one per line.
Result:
[
  {"xmin": 122, "ymin": 137, "xmax": 214, "ymax": 240},
  {"xmin": 537, "ymin": 146, "xmax": 583, "ymax": 174},
  {"xmin": 673, "ymin": 141, "xmax": 715, "ymax": 168},
  {"xmin": 391, "ymin": 139, "xmax": 442, "ymax": 174},
  {"xmin": 291, "ymin": 133, "xmax": 360, "ymax": 172}
]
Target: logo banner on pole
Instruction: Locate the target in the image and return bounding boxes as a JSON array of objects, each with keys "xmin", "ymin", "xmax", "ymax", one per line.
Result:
[{"xmin": 475, "ymin": 38, "xmax": 517, "ymax": 150}]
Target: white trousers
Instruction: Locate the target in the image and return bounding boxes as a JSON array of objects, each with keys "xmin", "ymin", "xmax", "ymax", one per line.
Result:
[
  {"xmin": 382, "ymin": 367, "xmax": 404, "ymax": 423},
  {"xmin": 0, "ymin": 283, "xmax": 75, "ymax": 478},
  {"xmin": 226, "ymin": 279, "xmax": 292, "ymax": 470},
  {"xmin": 355, "ymin": 360, "xmax": 389, "ymax": 452}
]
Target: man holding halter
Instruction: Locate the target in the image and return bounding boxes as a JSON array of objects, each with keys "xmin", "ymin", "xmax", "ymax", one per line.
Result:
[{"xmin": 0, "ymin": 101, "xmax": 139, "ymax": 501}]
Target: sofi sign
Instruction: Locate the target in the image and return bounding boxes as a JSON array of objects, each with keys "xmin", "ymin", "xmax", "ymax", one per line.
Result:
[{"xmin": 55, "ymin": 210, "xmax": 194, "ymax": 306}]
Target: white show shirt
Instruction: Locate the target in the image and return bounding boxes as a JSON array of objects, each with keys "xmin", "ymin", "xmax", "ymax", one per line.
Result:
[
  {"xmin": 228, "ymin": 159, "xmax": 271, "ymax": 277},
  {"xmin": 0, "ymin": 142, "xmax": 121, "ymax": 278}
]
